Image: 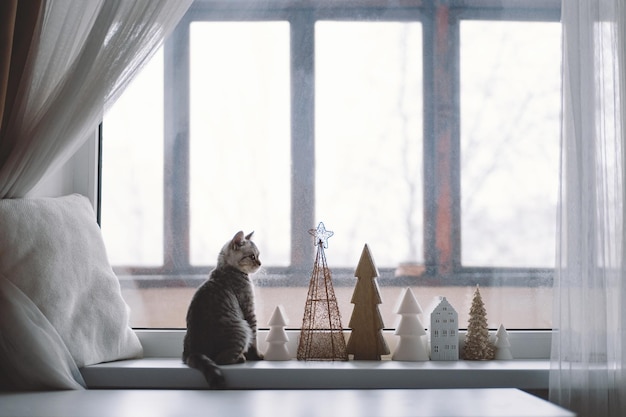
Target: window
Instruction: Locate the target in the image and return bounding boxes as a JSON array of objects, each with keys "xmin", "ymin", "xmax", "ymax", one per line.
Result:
[
  {"xmin": 189, "ymin": 21, "xmax": 291, "ymax": 267},
  {"xmin": 101, "ymin": 0, "xmax": 561, "ymax": 330}
]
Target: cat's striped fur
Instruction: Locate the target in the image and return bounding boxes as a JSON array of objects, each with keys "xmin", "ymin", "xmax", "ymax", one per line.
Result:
[{"xmin": 183, "ymin": 231, "xmax": 263, "ymax": 388}]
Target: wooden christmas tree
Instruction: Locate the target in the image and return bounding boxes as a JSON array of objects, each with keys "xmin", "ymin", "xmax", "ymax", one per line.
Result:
[
  {"xmin": 494, "ymin": 324, "xmax": 513, "ymax": 360},
  {"xmin": 392, "ymin": 288, "xmax": 429, "ymax": 361},
  {"xmin": 346, "ymin": 244, "xmax": 389, "ymax": 360},
  {"xmin": 297, "ymin": 223, "xmax": 348, "ymax": 361},
  {"xmin": 463, "ymin": 285, "xmax": 495, "ymax": 360},
  {"xmin": 264, "ymin": 306, "xmax": 291, "ymax": 361}
]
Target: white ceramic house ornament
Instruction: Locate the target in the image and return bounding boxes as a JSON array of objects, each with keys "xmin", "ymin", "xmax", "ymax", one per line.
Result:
[
  {"xmin": 494, "ymin": 324, "xmax": 513, "ymax": 360},
  {"xmin": 264, "ymin": 305, "xmax": 291, "ymax": 361},
  {"xmin": 392, "ymin": 288, "xmax": 429, "ymax": 361},
  {"xmin": 429, "ymin": 297, "xmax": 459, "ymax": 361}
]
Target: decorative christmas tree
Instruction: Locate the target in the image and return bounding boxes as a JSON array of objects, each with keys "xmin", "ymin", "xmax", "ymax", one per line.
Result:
[
  {"xmin": 494, "ymin": 324, "xmax": 513, "ymax": 360},
  {"xmin": 297, "ymin": 223, "xmax": 348, "ymax": 361},
  {"xmin": 346, "ymin": 244, "xmax": 389, "ymax": 360},
  {"xmin": 392, "ymin": 288, "xmax": 429, "ymax": 361},
  {"xmin": 264, "ymin": 305, "xmax": 291, "ymax": 361},
  {"xmin": 463, "ymin": 285, "xmax": 495, "ymax": 360}
]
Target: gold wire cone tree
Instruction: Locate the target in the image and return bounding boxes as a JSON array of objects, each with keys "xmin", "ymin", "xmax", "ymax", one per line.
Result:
[
  {"xmin": 297, "ymin": 223, "xmax": 348, "ymax": 361},
  {"xmin": 346, "ymin": 244, "xmax": 389, "ymax": 360}
]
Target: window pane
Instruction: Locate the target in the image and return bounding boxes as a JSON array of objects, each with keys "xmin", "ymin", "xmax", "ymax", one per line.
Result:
[
  {"xmin": 189, "ymin": 22, "xmax": 291, "ymax": 266},
  {"xmin": 102, "ymin": 49, "xmax": 164, "ymax": 266},
  {"xmin": 316, "ymin": 21, "xmax": 423, "ymax": 268},
  {"xmin": 460, "ymin": 21, "xmax": 561, "ymax": 268},
  {"xmin": 102, "ymin": 10, "xmax": 558, "ymax": 331}
]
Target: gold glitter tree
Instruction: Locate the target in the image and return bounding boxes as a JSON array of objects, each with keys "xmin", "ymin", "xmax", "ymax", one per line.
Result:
[
  {"xmin": 297, "ymin": 223, "xmax": 348, "ymax": 361},
  {"xmin": 463, "ymin": 285, "xmax": 495, "ymax": 360}
]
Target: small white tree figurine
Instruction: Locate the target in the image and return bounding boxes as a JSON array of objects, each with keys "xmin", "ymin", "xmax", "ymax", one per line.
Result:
[
  {"xmin": 264, "ymin": 305, "xmax": 291, "ymax": 361},
  {"xmin": 392, "ymin": 288, "xmax": 429, "ymax": 361},
  {"xmin": 494, "ymin": 324, "xmax": 513, "ymax": 360}
]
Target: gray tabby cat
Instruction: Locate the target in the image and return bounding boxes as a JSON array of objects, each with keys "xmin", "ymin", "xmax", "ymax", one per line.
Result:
[{"xmin": 183, "ymin": 231, "xmax": 263, "ymax": 388}]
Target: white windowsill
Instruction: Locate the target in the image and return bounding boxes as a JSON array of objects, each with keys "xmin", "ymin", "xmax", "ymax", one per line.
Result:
[
  {"xmin": 81, "ymin": 358, "xmax": 550, "ymax": 390},
  {"xmin": 81, "ymin": 330, "xmax": 552, "ymax": 390}
]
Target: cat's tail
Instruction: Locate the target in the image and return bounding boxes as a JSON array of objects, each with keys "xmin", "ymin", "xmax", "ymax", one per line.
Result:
[{"xmin": 184, "ymin": 353, "xmax": 225, "ymax": 389}]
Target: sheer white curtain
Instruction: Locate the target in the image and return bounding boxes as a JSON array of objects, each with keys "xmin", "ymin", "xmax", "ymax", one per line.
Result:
[
  {"xmin": 0, "ymin": 0, "xmax": 191, "ymax": 389},
  {"xmin": 550, "ymin": 0, "xmax": 626, "ymax": 416},
  {"xmin": 0, "ymin": 0, "xmax": 191, "ymax": 198}
]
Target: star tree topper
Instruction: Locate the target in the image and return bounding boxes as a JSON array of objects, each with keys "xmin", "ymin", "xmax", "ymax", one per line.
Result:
[{"xmin": 309, "ymin": 222, "xmax": 334, "ymax": 248}]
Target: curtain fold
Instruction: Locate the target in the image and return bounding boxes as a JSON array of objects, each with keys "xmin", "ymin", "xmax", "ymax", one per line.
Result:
[
  {"xmin": 0, "ymin": 0, "xmax": 192, "ymax": 390},
  {"xmin": 0, "ymin": 0, "xmax": 44, "ymax": 142},
  {"xmin": 0, "ymin": 0, "xmax": 192, "ymax": 198},
  {"xmin": 550, "ymin": 0, "xmax": 626, "ymax": 416},
  {"xmin": 0, "ymin": 274, "xmax": 86, "ymax": 390}
]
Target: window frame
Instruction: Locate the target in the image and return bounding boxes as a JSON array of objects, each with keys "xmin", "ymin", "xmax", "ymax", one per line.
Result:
[{"xmin": 102, "ymin": 0, "xmax": 561, "ymax": 291}]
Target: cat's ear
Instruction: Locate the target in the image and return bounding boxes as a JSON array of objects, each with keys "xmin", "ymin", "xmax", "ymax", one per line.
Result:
[
  {"xmin": 231, "ymin": 231, "xmax": 245, "ymax": 249},
  {"xmin": 245, "ymin": 231, "xmax": 254, "ymax": 241}
]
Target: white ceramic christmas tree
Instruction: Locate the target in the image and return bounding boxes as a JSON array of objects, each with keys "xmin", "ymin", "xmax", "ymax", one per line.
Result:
[
  {"xmin": 392, "ymin": 288, "xmax": 429, "ymax": 361},
  {"xmin": 494, "ymin": 324, "xmax": 513, "ymax": 360},
  {"xmin": 264, "ymin": 305, "xmax": 291, "ymax": 361}
]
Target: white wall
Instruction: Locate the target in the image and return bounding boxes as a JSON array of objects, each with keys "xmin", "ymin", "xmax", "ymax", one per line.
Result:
[{"xmin": 27, "ymin": 130, "xmax": 99, "ymax": 210}]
